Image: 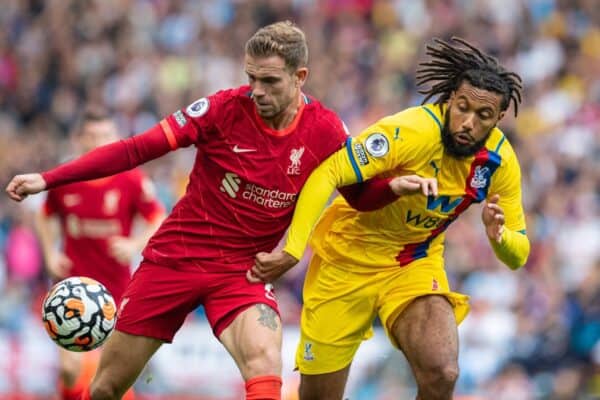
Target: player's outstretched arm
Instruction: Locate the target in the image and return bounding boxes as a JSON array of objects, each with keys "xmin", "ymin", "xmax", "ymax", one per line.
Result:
[
  {"xmin": 245, "ymin": 149, "xmax": 348, "ymax": 284},
  {"xmin": 338, "ymin": 177, "xmax": 397, "ymax": 211},
  {"xmin": 6, "ymin": 173, "xmax": 46, "ymax": 202},
  {"xmin": 29, "ymin": 124, "xmax": 173, "ymax": 192},
  {"xmin": 339, "ymin": 175, "xmax": 438, "ymax": 212}
]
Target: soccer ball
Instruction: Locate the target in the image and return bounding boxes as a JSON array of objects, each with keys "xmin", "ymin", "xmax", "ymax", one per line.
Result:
[{"xmin": 42, "ymin": 277, "xmax": 117, "ymax": 352}]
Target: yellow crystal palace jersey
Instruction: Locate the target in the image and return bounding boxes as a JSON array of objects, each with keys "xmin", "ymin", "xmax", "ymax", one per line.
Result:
[{"xmin": 307, "ymin": 103, "xmax": 526, "ymax": 271}]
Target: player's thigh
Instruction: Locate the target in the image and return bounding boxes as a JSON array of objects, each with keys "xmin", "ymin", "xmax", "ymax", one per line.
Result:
[
  {"xmin": 391, "ymin": 295, "xmax": 459, "ymax": 378},
  {"xmin": 116, "ymin": 259, "xmax": 205, "ymax": 342},
  {"xmin": 299, "ymin": 367, "xmax": 351, "ymax": 400},
  {"xmin": 377, "ymin": 261, "xmax": 469, "ymax": 349},
  {"xmin": 219, "ymin": 303, "xmax": 282, "ymax": 380},
  {"xmin": 93, "ymin": 330, "xmax": 162, "ymax": 391},
  {"xmin": 296, "ymin": 254, "xmax": 378, "ymax": 376},
  {"xmin": 204, "ymin": 270, "xmax": 283, "ymax": 379}
]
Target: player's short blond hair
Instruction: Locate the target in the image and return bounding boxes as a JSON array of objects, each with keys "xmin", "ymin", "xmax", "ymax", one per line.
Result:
[{"xmin": 245, "ymin": 20, "xmax": 308, "ymax": 71}]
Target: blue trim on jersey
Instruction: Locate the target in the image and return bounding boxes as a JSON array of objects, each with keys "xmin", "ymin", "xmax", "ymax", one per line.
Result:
[
  {"xmin": 495, "ymin": 135, "xmax": 506, "ymax": 152},
  {"xmin": 423, "ymin": 107, "xmax": 442, "ymax": 131},
  {"xmin": 517, "ymin": 229, "xmax": 527, "ymax": 235},
  {"xmin": 345, "ymin": 137, "xmax": 364, "ymax": 183},
  {"xmin": 473, "ymin": 149, "xmax": 502, "ymax": 201},
  {"xmin": 411, "ymin": 242, "xmax": 431, "ymax": 261},
  {"xmin": 302, "ymin": 93, "xmax": 311, "ymax": 104}
]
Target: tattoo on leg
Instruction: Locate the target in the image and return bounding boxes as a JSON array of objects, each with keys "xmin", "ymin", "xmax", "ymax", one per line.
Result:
[{"xmin": 256, "ymin": 304, "xmax": 278, "ymax": 331}]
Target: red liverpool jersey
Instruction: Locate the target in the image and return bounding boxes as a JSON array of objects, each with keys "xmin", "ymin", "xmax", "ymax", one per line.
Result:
[
  {"xmin": 143, "ymin": 85, "xmax": 347, "ymax": 271},
  {"xmin": 44, "ymin": 169, "xmax": 163, "ymax": 302}
]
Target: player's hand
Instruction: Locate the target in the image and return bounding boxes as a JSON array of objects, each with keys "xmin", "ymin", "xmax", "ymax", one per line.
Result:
[
  {"xmin": 108, "ymin": 236, "xmax": 138, "ymax": 265},
  {"xmin": 246, "ymin": 251, "xmax": 299, "ymax": 283},
  {"xmin": 46, "ymin": 251, "xmax": 73, "ymax": 280},
  {"xmin": 5, "ymin": 173, "xmax": 47, "ymax": 202},
  {"xmin": 389, "ymin": 175, "xmax": 438, "ymax": 197},
  {"xmin": 482, "ymin": 194, "xmax": 505, "ymax": 243}
]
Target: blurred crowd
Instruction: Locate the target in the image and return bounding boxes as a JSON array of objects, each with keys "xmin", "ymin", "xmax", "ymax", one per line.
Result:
[{"xmin": 0, "ymin": 0, "xmax": 599, "ymax": 399}]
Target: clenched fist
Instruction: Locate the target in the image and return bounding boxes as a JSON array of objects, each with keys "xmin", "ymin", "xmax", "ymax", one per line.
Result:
[{"xmin": 6, "ymin": 173, "xmax": 46, "ymax": 201}]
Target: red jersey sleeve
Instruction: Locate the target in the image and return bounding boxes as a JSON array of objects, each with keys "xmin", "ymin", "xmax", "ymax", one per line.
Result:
[
  {"xmin": 41, "ymin": 88, "xmax": 236, "ymax": 190},
  {"xmin": 42, "ymin": 125, "xmax": 172, "ymax": 189},
  {"xmin": 129, "ymin": 170, "xmax": 164, "ymax": 222},
  {"xmin": 338, "ymin": 177, "xmax": 399, "ymax": 211},
  {"xmin": 160, "ymin": 90, "xmax": 232, "ymax": 148}
]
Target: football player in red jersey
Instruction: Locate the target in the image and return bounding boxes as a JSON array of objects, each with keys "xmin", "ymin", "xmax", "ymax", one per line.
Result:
[
  {"xmin": 36, "ymin": 106, "xmax": 165, "ymax": 400},
  {"xmin": 6, "ymin": 21, "xmax": 348, "ymax": 400}
]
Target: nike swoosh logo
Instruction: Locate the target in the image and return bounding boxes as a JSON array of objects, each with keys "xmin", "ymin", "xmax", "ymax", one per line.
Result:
[{"xmin": 232, "ymin": 145, "xmax": 256, "ymax": 153}]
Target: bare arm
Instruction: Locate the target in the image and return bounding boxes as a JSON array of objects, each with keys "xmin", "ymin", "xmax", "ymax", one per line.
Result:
[
  {"xmin": 35, "ymin": 211, "xmax": 72, "ymax": 280},
  {"xmin": 108, "ymin": 214, "xmax": 165, "ymax": 265}
]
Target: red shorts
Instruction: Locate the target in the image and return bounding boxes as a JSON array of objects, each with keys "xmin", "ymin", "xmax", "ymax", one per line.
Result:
[{"xmin": 115, "ymin": 259, "xmax": 280, "ymax": 342}]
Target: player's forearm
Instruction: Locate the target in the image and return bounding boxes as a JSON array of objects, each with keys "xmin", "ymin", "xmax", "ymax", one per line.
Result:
[
  {"xmin": 35, "ymin": 212, "xmax": 58, "ymax": 261},
  {"xmin": 338, "ymin": 177, "xmax": 399, "ymax": 211},
  {"xmin": 42, "ymin": 125, "xmax": 172, "ymax": 189},
  {"xmin": 490, "ymin": 229, "xmax": 530, "ymax": 270},
  {"xmin": 283, "ymin": 162, "xmax": 340, "ymax": 260},
  {"xmin": 284, "ymin": 145, "xmax": 359, "ymax": 259}
]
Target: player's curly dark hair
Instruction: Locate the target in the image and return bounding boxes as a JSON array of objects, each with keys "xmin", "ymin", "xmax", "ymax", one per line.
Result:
[{"xmin": 416, "ymin": 37, "xmax": 523, "ymax": 116}]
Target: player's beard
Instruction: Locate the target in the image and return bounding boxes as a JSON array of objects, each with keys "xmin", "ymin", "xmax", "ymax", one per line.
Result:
[{"xmin": 441, "ymin": 112, "xmax": 492, "ymax": 158}]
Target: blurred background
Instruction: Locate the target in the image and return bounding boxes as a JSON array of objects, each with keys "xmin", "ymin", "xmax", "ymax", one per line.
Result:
[{"xmin": 0, "ymin": 0, "xmax": 599, "ymax": 399}]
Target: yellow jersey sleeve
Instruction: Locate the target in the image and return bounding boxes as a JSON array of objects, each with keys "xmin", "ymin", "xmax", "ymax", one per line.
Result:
[
  {"xmin": 284, "ymin": 107, "xmax": 437, "ymax": 260},
  {"xmin": 283, "ymin": 148, "xmax": 348, "ymax": 260},
  {"xmin": 490, "ymin": 143, "xmax": 526, "ymax": 232},
  {"xmin": 488, "ymin": 140, "xmax": 529, "ymax": 269}
]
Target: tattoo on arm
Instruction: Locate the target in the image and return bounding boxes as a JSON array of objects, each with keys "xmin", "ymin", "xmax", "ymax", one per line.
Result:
[{"xmin": 256, "ymin": 304, "xmax": 278, "ymax": 331}]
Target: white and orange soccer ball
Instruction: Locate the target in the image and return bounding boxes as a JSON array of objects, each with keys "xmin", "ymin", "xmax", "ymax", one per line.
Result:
[{"xmin": 42, "ymin": 277, "xmax": 117, "ymax": 352}]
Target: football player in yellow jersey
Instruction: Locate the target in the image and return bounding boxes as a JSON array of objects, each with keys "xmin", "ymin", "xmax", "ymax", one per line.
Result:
[{"xmin": 248, "ymin": 37, "xmax": 530, "ymax": 400}]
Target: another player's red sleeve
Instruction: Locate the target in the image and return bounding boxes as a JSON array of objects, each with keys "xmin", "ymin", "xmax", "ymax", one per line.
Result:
[
  {"xmin": 338, "ymin": 176, "xmax": 399, "ymax": 211},
  {"xmin": 131, "ymin": 171, "xmax": 165, "ymax": 222},
  {"xmin": 42, "ymin": 124, "xmax": 172, "ymax": 189}
]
